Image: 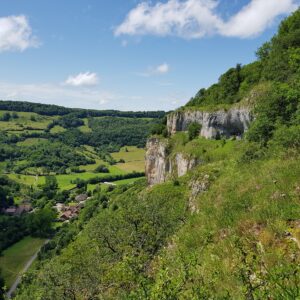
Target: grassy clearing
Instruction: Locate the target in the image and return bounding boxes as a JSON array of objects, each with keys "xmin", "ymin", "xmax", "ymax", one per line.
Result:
[
  {"xmin": 112, "ymin": 146, "xmax": 145, "ymax": 172},
  {"xmin": 16, "ymin": 138, "xmax": 47, "ymax": 146},
  {"xmin": 0, "ymin": 110, "xmax": 54, "ymax": 131},
  {"xmin": 7, "ymin": 168, "xmax": 127, "ymax": 191},
  {"xmin": 87, "ymin": 177, "xmax": 145, "ymax": 191},
  {"xmin": 113, "ymin": 177, "xmax": 145, "ymax": 185},
  {"xmin": 78, "ymin": 118, "xmax": 92, "ymax": 133},
  {"xmin": 50, "ymin": 125, "xmax": 66, "ymax": 134},
  {"xmin": 7, "ymin": 174, "xmax": 45, "ymax": 186},
  {"xmin": 0, "ymin": 236, "xmax": 46, "ymax": 289}
]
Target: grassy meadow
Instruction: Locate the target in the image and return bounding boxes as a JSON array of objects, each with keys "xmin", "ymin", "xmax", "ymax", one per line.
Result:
[
  {"xmin": 0, "ymin": 236, "xmax": 46, "ymax": 289},
  {"xmin": 112, "ymin": 146, "xmax": 145, "ymax": 172}
]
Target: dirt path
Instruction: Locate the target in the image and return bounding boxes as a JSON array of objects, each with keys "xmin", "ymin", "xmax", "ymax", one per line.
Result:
[{"xmin": 6, "ymin": 239, "xmax": 49, "ymax": 299}]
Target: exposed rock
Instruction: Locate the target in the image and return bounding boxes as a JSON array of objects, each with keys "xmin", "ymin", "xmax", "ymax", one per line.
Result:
[
  {"xmin": 145, "ymin": 137, "xmax": 170, "ymax": 185},
  {"xmin": 173, "ymin": 153, "xmax": 199, "ymax": 177},
  {"xmin": 146, "ymin": 107, "xmax": 253, "ymax": 186},
  {"xmin": 167, "ymin": 108, "xmax": 253, "ymax": 138},
  {"xmin": 188, "ymin": 174, "xmax": 210, "ymax": 213},
  {"xmin": 145, "ymin": 137, "xmax": 199, "ymax": 185}
]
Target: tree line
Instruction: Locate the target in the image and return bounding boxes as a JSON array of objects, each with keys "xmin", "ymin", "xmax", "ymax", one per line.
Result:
[{"xmin": 0, "ymin": 100, "xmax": 166, "ymax": 118}]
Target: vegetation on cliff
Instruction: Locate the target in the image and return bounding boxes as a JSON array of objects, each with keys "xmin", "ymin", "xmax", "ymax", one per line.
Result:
[{"xmin": 7, "ymin": 9, "xmax": 300, "ymax": 300}]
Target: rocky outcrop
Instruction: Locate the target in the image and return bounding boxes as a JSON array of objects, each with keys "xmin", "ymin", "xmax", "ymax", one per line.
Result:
[
  {"xmin": 146, "ymin": 107, "xmax": 253, "ymax": 185},
  {"xmin": 145, "ymin": 137, "xmax": 170, "ymax": 185},
  {"xmin": 167, "ymin": 108, "xmax": 253, "ymax": 138},
  {"xmin": 146, "ymin": 138, "xmax": 199, "ymax": 185},
  {"xmin": 172, "ymin": 153, "xmax": 199, "ymax": 177}
]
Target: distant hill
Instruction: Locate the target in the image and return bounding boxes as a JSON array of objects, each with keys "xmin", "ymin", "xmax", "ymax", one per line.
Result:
[{"xmin": 0, "ymin": 100, "xmax": 166, "ymax": 118}]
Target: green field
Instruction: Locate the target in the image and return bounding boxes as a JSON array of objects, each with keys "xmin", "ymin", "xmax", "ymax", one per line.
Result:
[
  {"xmin": 8, "ymin": 174, "xmax": 45, "ymax": 186},
  {"xmin": 50, "ymin": 125, "xmax": 66, "ymax": 134},
  {"xmin": 78, "ymin": 118, "xmax": 92, "ymax": 133},
  {"xmin": 16, "ymin": 138, "xmax": 47, "ymax": 146},
  {"xmin": 0, "ymin": 110, "xmax": 54, "ymax": 132},
  {"xmin": 8, "ymin": 171, "xmax": 128, "ymax": 190},
  {"xmin": 0, "ymin": 236, "xmax": 46, "ymax": 289},
  {"xmin": 6, "ymin": 145, "xmax": 144, "ymax": 190},
  {"xmin": 111, "ymin": 146, "xmax": 145, "ymax": 172},
  {"xmin": 113, "ymin": 177, "xmax": 145, "ymax": 185}
]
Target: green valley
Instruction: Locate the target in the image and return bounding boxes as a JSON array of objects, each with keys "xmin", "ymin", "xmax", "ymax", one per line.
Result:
[{"xmin": 1, "ymin": 6, "xmax": 300, "ymax": 300}]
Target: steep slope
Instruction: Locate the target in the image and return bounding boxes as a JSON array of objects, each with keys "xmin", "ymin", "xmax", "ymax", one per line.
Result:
[{"xmin": 14, "ymin": 9, "xmax": 300, "ymax": 300}]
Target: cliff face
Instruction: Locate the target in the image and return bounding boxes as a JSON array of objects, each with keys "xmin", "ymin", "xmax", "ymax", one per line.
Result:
[
  {"xmin": 146, "ymin": 107, "xmax": 253, "ymax": 185},
  {"xmin": 145, "ymin": 137, "xmax": 169, "ymax": 185},
  {"xmin": 145, "ymin": 138, "xmax": 199, "ymax": 185},
  {"xmin": 167, "ymin": 108, "xmax": 252, "ymax": 138}
]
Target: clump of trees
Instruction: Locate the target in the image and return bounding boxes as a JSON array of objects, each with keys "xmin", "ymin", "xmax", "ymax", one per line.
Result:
[
  {"xmin": 0, "ymin": 100, "xmax": 165, "ymax": 118},
  {"xmin": 15, "ymin": 141, "xmax": 95, "ymax": 174},
  {"xmin": 94, "ymin": 164, "xmax": 109, "ymax": 173},
  {"xmin": 188, "ymin": 122, "xmax": 202, "ymax": 140}
]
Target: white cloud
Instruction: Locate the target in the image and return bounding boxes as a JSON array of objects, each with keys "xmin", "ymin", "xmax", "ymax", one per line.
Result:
[
  {"xmin": 0, "ymin": 82, "xmax": 116, "ymax": 109},
  {"xmin": 137, "ymin": 63, "xmax": 170, "ymax": 77},
  {"xmin": 64, "ymin": 72, "xmax": 99, "ymax": 87},
  {"xmin": 0, "ymin": 15, "xmax": 39, "ymax": 52},
  {"xmin": 115, "ymin": 0, "xmax": 298, "ymax": 39},
  {"xmin": 219, "ymin": 0, "xmax": 298, "ymax": 38},
  {"xmin": 156, "ymin": 63, "xmax": 169, "ymax": 74}
]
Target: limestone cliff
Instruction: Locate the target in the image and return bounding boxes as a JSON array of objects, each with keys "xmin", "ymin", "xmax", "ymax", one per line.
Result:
[
  {"xmin": 145, "ymin": 137, "xmax": 199, "ymax": 185},
  {"xmin": 167, "ymin": 108, "xmax": 252, "ymax": 138},
  {"xmin": 146, "ymin": 107, "xmax": 253, "ymax": 185},
  {"xmin": 145, "ymin": 137, "xmax": 169, "ymax": 185}
]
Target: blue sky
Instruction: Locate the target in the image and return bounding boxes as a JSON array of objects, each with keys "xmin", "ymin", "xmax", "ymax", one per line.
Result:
[{"xmin": 0, "ymin": 0, "xmax": 298, "ymax": 111}]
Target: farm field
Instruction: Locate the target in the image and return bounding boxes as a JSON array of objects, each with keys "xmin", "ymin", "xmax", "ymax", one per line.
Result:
[
  {"xmin": 16, "ymin": 138, "xmax": 47, "ymax": 146},
  {"xmin": 112, "ymin": 146, "xmax": 145, "ymax": 172},
  {"xmin": 50, "ymin": 125, "xmax": 66, "ymax": 133},
  {"xmin": 0, "ymin": 110, "xmax": 54, "ymax": 132},
  {"xmin": 113, "ymin": 177, "xmax": 145, "ymax": 185},
  {"xmin": 6, "ymin": 145, "xmax": 145, "ymax": 190},
  {"xmin": 8, "ymin": 170, "xmax": 129, "ymax": 190},
  {"xmin": 0, "ymin": 236, "xmax": 46, "ymax": 289}
]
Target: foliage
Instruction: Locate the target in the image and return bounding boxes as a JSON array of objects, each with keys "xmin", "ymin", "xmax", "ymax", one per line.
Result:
[
  {"xmin": 6, "ymin": 9, "xmax": 300, "ymax": 300},
  {"xmin": 0, "ymin": 176, "xmax": 20, "ymax": 210},
  {"xmin": 186, "ymin": 10, "xmax": 300, "ymax": 110},
  {"xmin": 0, "ymin": 271, "xmax": 4, "ymax": 300},
  {"xmin": 15, "ymin": 180, "xmax": 187, "ymax": 299},
  {"xmin": 0, "ymin": 100, "xmax": 165, "ymax": 118},
  {"xmin": 94, "ymin": 164, "xmax": 109, "ymax": 173},
  {"xmin": 188, "ymin": 122, "xmax": 202, "ymax": 140},
  {"xmin": 247, "ymin": 82, "xmax": 300, "ymax": 144},
  {"xmin": 16, "ymin": 141, "xmax": 95, "ymax": 174},
  {"xmin": 25, "ymin": 207, "xmax": 56, "ymax": 238},
  {"xmin": 87, "ymin": 117, "xmax": 160, "ymax": 149},
  {"xmin": 42, "ymin": 176, "xmax": 58, "ymax": 199}
]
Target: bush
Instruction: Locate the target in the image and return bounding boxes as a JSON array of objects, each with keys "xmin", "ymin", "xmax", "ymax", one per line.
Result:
[
  {"xmin": 270, "ymin": 125, "xmax": 300, "ymax": 149},
  {"xmin": 239, "ymin": 142, "xmax": 266, "ymax": 163},
  {"xmin": 188, "ymin": 122, "xmax": 202, "ymax": 140},
  {"xmin": 94, "ymin": 164, "xmax": 109, "ymax": 173}
]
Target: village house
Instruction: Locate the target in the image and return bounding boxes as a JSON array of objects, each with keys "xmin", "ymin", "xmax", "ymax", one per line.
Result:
[
  {"xmin": 58, "ymin": 205, "xmax": 81, "ymax": 221},
  {"xmin": 75, "ymin": 194, "xmax": 88, "ymax": 202},
  {"xmin": 3, "ymin": 204, "xmax": 32, "ymax": 216}
]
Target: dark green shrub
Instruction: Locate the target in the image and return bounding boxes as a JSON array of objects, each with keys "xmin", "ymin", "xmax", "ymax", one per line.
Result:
[{"xmin": 188, "ymin": 122, "xmax": 202, "ymax": 140}]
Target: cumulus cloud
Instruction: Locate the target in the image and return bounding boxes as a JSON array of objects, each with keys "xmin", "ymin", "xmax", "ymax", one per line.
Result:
[
  {"xmin": 220, "ymin": 0, "xmax": 298, "ymax": 38},
  {"xmin": 115, "ymin": 0, "xmax": 298, "ymax": 39},
  {"xmin": 64, "ymin": 72, "xmax": 99, "ymax": 87},
  {"xmin": 0, "ymin": 15, "xmax": 39, "ymax": 52},
  {"xmin": 137, "ymin": 63, "xmax": 170, "ymax": 77}
]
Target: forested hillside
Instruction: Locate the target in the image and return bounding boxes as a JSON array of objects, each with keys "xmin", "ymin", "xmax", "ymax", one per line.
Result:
[{"xmin": 3, "ymin": 8, "xmax": 300, "ymax": 300}]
